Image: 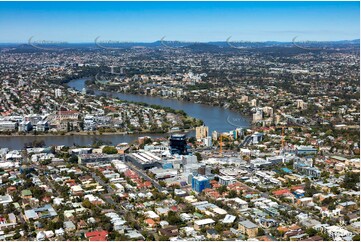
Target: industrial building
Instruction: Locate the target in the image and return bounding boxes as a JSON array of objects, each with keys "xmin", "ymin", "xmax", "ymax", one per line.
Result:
[{"xmin": 126, "ymin": 151, "xmax": 162, "ymax": 170}]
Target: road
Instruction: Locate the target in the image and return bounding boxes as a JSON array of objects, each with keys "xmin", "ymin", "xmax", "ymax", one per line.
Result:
[
  {"xmin": 125, "ymin": 161, "xmax": 164, "ymax": 192},
  {"xmin": 239, "ymin": 135, "xmax": 253, "ymax": 148},
  {"xmin": 78, "ymin": 164, "xmax": 125, "ymax": 215},
  {"xmin": 78, "ymin": 164, "xmax": 116, "ymax": 194},
  {"xmin": 44, "ymin": 176, "xmax": 60, "ymax": 197},
  {"xmin": 236, "ymin": 176, "xmax": 301, "ymax": 214}
]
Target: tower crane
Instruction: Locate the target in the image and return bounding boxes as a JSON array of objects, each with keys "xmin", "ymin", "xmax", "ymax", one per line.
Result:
[{"xmin": 219, "ymin": 134, "xmax": 229, "ymax": 155}]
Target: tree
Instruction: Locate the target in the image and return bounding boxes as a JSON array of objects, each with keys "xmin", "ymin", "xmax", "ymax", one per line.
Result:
[
  {"xmin": 194, "ymin": 152, "xmax": 202, "ymax": 162},
  {"xmin": 68, "ymin": 155, "xmax": 78, "ymax": 163},
  {"xmin": 304, "ymin": 180, "xmax": 318, "ymax": 197},
  {"xmin": 321, "ymin": 171, "xmax": 330, "ymax": 179},
  {"xmin": 258, "ymin": 228, "xmax": 266, "ymax": 236},
  {"xmin": 31, "ymin": 187, "xmax": 44, "ymax": 199},
  {"xmin": 144, "ymin": 137, "xmax": 152, "ymax": 145},
  {"xmin": 188, "ymin": 137, "xmax": 197, "ymax": 145},
  {"xmin": 214, "ymin": 223, "xmax": 223, "ymax": 233},
  {"xmin": 227, "ymin": 190, "xmax": 237, "ymax": 198},
  {"xmin": 102, "ymin": 146, "xmax": 118, "ymax": 154},
  {"xmin": 167, "ymin": 211, "xmax": 181, "ymax": 225},
  {"xmin": 82, "ymin": 199, "xmax": 93, "ymax": 209},
  {"xmin": 330, "ymin": 186, "xmax": 340, "ymax": 195},
  {"xmin": 217, "ymin": 185, "xmax": 227, "ymax": 195},
  {"xmin": 212, "ymin": 167, "xmax": 220, "ymax": 175},
  {"xmin": 342, "ymin": 172, "xmax": 360, "ymax": 190},
  {"xmin": 184, "ymin": 203, "xmax": 195, "ymax": 213},
  {"xmin": 305, "ymin": 228, "xmax": 317, "ymax": 237},
  {"xmin": 158, "ymin": 235, "xmax": 170, "ymax": 241},
  {"xmin": 39, "ymin": 159, "xmax": 51, "ymax": 166},
  {"xmin": 159, "ymin": 181, "xmax": 167, "ymax": 187},
  {"xmin": 12, "ymin": 232, "xmax": 21, "ymax": 240},
  {"xmin": 322, "ymin": 197, "xmax": 335, "ymax": 206},
  {"xmin": 352, "ymin": 234, "xmax": 360, "ymax": 241},
  {"xmin": 46, "ymin": 221, "xmax": 63, "ymax": 231}
]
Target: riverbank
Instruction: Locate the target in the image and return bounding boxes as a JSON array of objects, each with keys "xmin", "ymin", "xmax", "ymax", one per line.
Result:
[
  {"xmin": 91, "ymin": 83, "xmax": 252, "ymax": 116},
  {"xmin": 0, "ymin": 78, "xmax": 250, "ymax": 150},
  {"xmin": 67, "ymin": 78, "xmax": 251, "ymax": 133},
  {"xmin": 0, "ymin": 128, "xmax": 196, "ymax": 137}
]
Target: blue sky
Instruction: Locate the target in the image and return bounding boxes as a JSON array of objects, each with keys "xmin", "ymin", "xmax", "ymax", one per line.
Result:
[{"xmin": 0, "ymin": 1, "xmax": 359, "ymax": 43}]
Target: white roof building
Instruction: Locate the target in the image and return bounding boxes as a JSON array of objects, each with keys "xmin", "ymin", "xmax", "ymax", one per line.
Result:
[
  {"xmin": 223, "ymin": 214, "xmax": 236, "ymax": 224},
  {"xmin": 145, "ymin": 211, "xmax": 160, "ymax": 220},
  {"xmin": 194, "ymin": 218, "xmax": 215, "ymax": 226},
  {"xmin": 324, "ymin": 225, "xmax": 353, "ymax": 240},
  {"xmin": 0, "ymin": 195, "xmax": 13, "ymax": 205}
]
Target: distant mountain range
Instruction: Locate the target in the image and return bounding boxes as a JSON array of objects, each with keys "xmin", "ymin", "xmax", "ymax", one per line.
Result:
[{"xmin": 0, "ymin": 39, "xmax": 359, "ymax": 50}]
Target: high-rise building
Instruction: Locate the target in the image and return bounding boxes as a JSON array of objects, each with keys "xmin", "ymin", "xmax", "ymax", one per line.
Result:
[
  {"xmin": 192, "ymin": 175, "xmax": 210, "ymax": 193},
  {"xmin": 296, "ymin": 99, "xmax": 304, "ymax": 109},
  {"xmin": 274, "ymin": 115, "xmax": 281, "ymax": 125},
  {"xmin": 252, "ymin": 132, "xmax": 264, "ymax": 144},
  {"xmin": 212, "ymin": 131, "xmax": 218, "ymax": 141},
  {"xmin": 236, "ymin": 128, "xmax": 244, "ymax": 138},
  {"xmin": 196, "ymin": 125, "xmax": 209, "ymax": 140},
  {"xmin": 169, "ymin": 134, "xmax": 188, "ymax": 155},
  {"xmin": 110, "ymin": 65, "xmax": 115, "ymax": 74},
  {"xmin": 239, "ymin": 95, "xmax": 249, "ymax": 103},
  {"xmin": 302, "ymin": 102, "xmax": 308, "ymax": 110},
  {"xmin": 203, "ymin": 136, "xmax": 212, "ymax": 147},
  {"xmin": 253, "ymin": 110, "xmax": 263, "ymax": 123},
  {"xmin": 233, "ymin": 130, "xmax": 238, "ymax": 140},
  {"xmin": 296, "ymin": 100, "xmax": 308, "ymax": 110},
  {"xmin": 250, "ymin": 99, "xmax": 257, "ymax": 107},
  {"xmin": 55, "ymin": 88, "xmax": 62, "ymax": 98},
  {"xmin": 262, "ymin": 106, "xmax": 273, "ymax": 117}
]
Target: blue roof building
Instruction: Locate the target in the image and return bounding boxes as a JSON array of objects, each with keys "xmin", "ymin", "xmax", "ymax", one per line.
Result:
[{"xmin": 192, "ymin": 175, "xmax": 210, "ymax": 193}]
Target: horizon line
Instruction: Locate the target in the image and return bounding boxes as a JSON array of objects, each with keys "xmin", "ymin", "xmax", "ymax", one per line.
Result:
[{"xmin": 0, "ymin": 38, "xmax": 360, "ymax": 45}]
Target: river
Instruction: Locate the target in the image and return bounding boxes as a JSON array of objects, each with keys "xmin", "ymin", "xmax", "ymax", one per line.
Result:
[{"xmin": 0, "ymin": 78, "xmax": 250, "ymax": 150}]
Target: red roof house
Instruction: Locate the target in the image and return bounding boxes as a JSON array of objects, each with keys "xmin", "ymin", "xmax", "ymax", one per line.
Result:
[{"xmin": 85, "ymin": 230, "xmax": 108, "ymax": 241}]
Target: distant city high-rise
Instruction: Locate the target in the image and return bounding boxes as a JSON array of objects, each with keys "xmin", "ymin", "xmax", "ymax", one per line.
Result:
[
  {"xmin": 296, "ymin": 99, "xmax": 308, "ymax": 110},
  {"xmin": 274, "ymin": 114, "xmax": 281, "ymax": 125},
  {"xmin": 203, "ymin": 136, "xmax": 212, "ymax": 147},
  {"xmin": 55, "ymin": 88, "xmax": 62, "ymax": 98},
  {"xmin": 212, "ymin": 131, "xmax": 218, "ymax": 141},
  {"xmin": 262, "ymin": 106, "xmax": 274, "ymax": 117},
  {"xmin": 196, "ymin": 125, "xmax": 209, "ymax": 140},
  {"xmin": 18, "ymin": 79, "xmax": 25, "ymax": 87},
  {"xmin": 110, "ymin": 66, "xmax": 115, "ymax": 74},
  {"xmin": 253, "ymin": 110, "xmax": 263, "ymax": 123},
  {"xmin": 250, "ymin": 99, "xmax": 257, "ymax": 107},
  {"xmin": 239, "ymin": 95, "xmax": 249, "ymax": 103}
]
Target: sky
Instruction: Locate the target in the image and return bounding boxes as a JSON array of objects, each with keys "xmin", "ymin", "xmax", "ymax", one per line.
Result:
[{"xmin": 0, "ymin": 1, "xmax": 359, "ymax": 43}]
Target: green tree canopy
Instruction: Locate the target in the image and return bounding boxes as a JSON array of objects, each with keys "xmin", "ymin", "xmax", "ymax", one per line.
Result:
[{"xmin": 102, "ymin": 146, "xmax": 118, "ymax": 154}]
